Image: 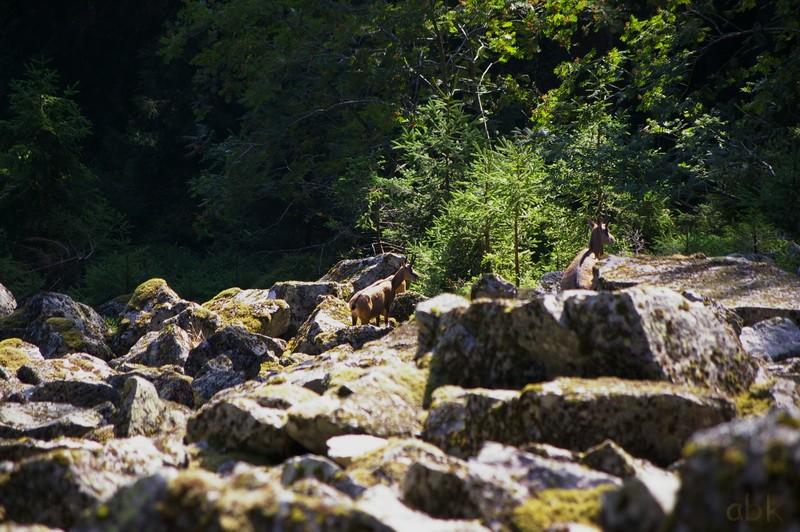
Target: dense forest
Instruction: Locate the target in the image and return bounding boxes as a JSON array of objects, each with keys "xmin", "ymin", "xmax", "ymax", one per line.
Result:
[{"xmin": 1, "ymin": 0, "xmax": 799, "ymax": 304}]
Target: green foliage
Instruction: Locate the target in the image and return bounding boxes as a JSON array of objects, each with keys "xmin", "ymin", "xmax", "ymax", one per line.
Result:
[
  {"xmin": 0, "ymin": 61, "xmax": 95, "ymax": 236},
  {"xmin": 3, "ymin": 0, "xmax": 800, "ymax": 302}
]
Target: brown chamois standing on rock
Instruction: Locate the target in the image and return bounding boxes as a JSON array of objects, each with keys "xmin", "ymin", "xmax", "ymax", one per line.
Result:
[
  {"xmin": 560, "ymin": 218, "xmax": 616, "ymax": 290},
  {"xmin": 349, "ymin": 257, "xmax": 420, "ymax": 326}
]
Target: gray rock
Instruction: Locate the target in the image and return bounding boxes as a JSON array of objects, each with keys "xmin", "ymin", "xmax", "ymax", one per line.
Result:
[
  {"xmin": 470, "ymin": 273, "xmax": 518, "ymax": 300},
  {"xmin": 190, "ymin": 365, "xmax": 248, "ymax": 406},
  {"xmin": 0, "ymin": 401, "xmax": 106, "ymax": 440},
  {"xmin": 0, "ymin": 436, "xmax": 103, "ymax": 462},
  {"xmin": 595, "ymin": 254, "xmax": 800, "ymax": 326},
  {"xmin": 319, "ymin": 252, "xmax": 408, "ymax": 292},
  {"xmin": 0, "ymin": 437, "xmax": 170, "ymax": 528},
  {"xmin": 602, "ymin": 463, "xmax": 680, "ymax": 532},
  {"xmin": 670, "ymin": 408, "xmax": 800, "ymax": 531},
  {"xmin": 741, "ymin": 317, "xmax": 800, "ymax": 361},
  {"xmin": 533, "ymin": 270, "xmax": 564, "ymax": 296},
  {"xmin": 0, "ymin": 283, "xmax": 16, "ymax": 316},
  {"xmin": 203, "ymin": 287, "xmax": 290, "ymax": 337},
  {"xmin": 184, "ymin": 325, "xmax": 283, "ymax": 379},
  {"xmin": 422, "ymin": 378, "xmax": 735, "ymax": 466},
  {"xmin": 115, "ymin": 376, "xmax": 190, "ymax": 437},
  {"xmin": 186, "ymin": 383, "xmax": 316, "ymax": 457},
  {"xmin": 267, "ymin": 280, "xmax": 353, "ymax": 335},
  {"xmin": 21, "ymin": 292, "xmax": 112, "ymax": 360}
]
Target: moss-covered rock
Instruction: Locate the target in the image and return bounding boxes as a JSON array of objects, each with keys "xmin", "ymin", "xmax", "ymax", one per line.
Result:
[
  {"xmin": 20, "ymin": 292, "xmax": 112, "ymax": 360},
  {"xmin": 110, "ymin": 278, "xmax": 192, "ymax": 355},
  {"xmin": 0, "ymin": 437, "xmax": 171, "ymax": 528},
  {"xmin": 422, "ymin": 378, "xmax": 735, "ymax": 466},
  {"xmin": 203, "ymin": 288, "xmax": 290, "ymax": 337},
  {"xmin": 0, "ymin": 338, "xmax": 43, "ymax": 374},
  {"xmin": 77, "ymin": 464, "xmax": 369, "ymax": 531},
  {"xmin": 281, "ymin": 454, "xmax": 367, "ymax": 498},
  {"xmin": 267, "ymin": 280, "xmax": 353, "ymax": 336},
  {"xmin": 671, "ymin": 408, "xmax": 800, "ymax": 531},
  {"xmin": 112, "ymin": 322, "xmax": 195, "ymax": 368},
  {"xmin": 417, "ymin": 293, "xmax": 579, "ymax": 404},
  {"xmin": 512, "ymin": 486, "xmax": 613, "ymax": 532},
  {"xmin": 596, "ymin": 254, "xmax": 800, "ymax": 326}
]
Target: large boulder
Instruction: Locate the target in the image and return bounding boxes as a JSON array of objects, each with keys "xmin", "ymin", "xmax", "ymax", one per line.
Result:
[
  {"xmin": 389, "ymin": 290, "xmax": 428, "ymax": 323},
  {"xmin": 203, "ymin": 287, "xmax": 290, "ymax": 337},
  {"xmin": 18, "ymin": 352, "xmax": 120, "ymax": 407},
  {"xmin": 318, "ymin": 252, "xmax": 407, "ymax": 292},
  {"xmin": 595, "ymin": 254, "xmax": 800, "ymax": 326},
  {"xmin": 0, "ymin": 437, "xmax": 171, "ymax": 528},
  {"xmin": 422, "ymin": 378, "xmax": 735, "ymax": 466},
  {"xmin": 418, "ymin": 287, "xmax": 756, "ymax": 401},
  {"xmin": 417, "ymin": 294, "xmax": 578, "ymax": 399},
  {"xmin": 184, "ymin": 325, "xmax": 284, "ymax": 379},
  {"xmin": 0, "ymin": 282, "xmax": 16, "ymax": 316},
  {"xmin": 112, "ymin": 325, "xmax": 194, "ymax": 368},
  {"xmin": 19, "ymin": 292, "xmax": 112, "ymax": 360},
  {"xmin": 740, "ymin": 317, "xmax": 800, "ymax": 361},
  {"xmin": 267, "ymin": 280, "xmax": 353, "ymax": 335},
  {"xmin": 470, "ymin": 273, "xmax": 517, "ymax": 300},
  {"xmin": 286, "ymin": 295, "xmax": 391, "ymax": 355},
  {"xmin": 560, "ymin": 286, "xmax": 757, "ymax": 395},
  {"xmin": 670, "ymin": 408, "xmax": 800, "ymax": 530},
  {"xmin": 285, "ymin": 363, "xmax": 427, "ymax": 454}
]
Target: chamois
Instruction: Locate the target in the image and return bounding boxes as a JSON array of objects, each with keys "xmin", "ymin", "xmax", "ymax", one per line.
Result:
[
  {"xmin": 349, "ymin": 258, "xmax": 420, "ymax": 326},
  {"xmin": 560, "ymin": 218, "xmax": 616, "ymax": 291}
]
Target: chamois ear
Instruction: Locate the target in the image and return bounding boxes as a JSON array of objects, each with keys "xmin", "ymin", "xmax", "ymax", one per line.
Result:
[{"xmin": 586, "ymin": 217, "xmax": 597, "ymax": 227}]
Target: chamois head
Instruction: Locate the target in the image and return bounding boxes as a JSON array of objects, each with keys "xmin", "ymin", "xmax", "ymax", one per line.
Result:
[
  {"xmin": 587, "ymin": 218, "xmax": 615, "ymax": 257},
  {"xmin": 395, "ymin": 255, "xmax": 420, "ymax": 289}
]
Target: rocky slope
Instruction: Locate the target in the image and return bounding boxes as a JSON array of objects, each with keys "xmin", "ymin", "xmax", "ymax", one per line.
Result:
[{"xmin": 0, "ymin": 252, "xmax": 799, "ymax": 531}]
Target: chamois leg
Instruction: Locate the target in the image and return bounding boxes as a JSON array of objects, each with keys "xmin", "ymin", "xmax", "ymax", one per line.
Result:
[{"xmin": 352, "ymin": 315, "xmax": 357, "ymax": 326}]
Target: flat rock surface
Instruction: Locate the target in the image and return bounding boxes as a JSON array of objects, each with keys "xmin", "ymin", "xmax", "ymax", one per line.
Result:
[{"xmin": 596, "ymin": 254, "xmax": 800, "ymax": 325}]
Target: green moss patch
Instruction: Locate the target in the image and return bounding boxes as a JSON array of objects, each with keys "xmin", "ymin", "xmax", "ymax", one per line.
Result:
[
  {"xmin": 733, "ymin": 380, "xmax": 775, "ymax": 418},
  {"xmin": 128, "ymin": 278, "xmax": 169, "ymax": 310},
  {"xmin": 511, "ymin": 486, "xmax": 614, "ymax": 532}
]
